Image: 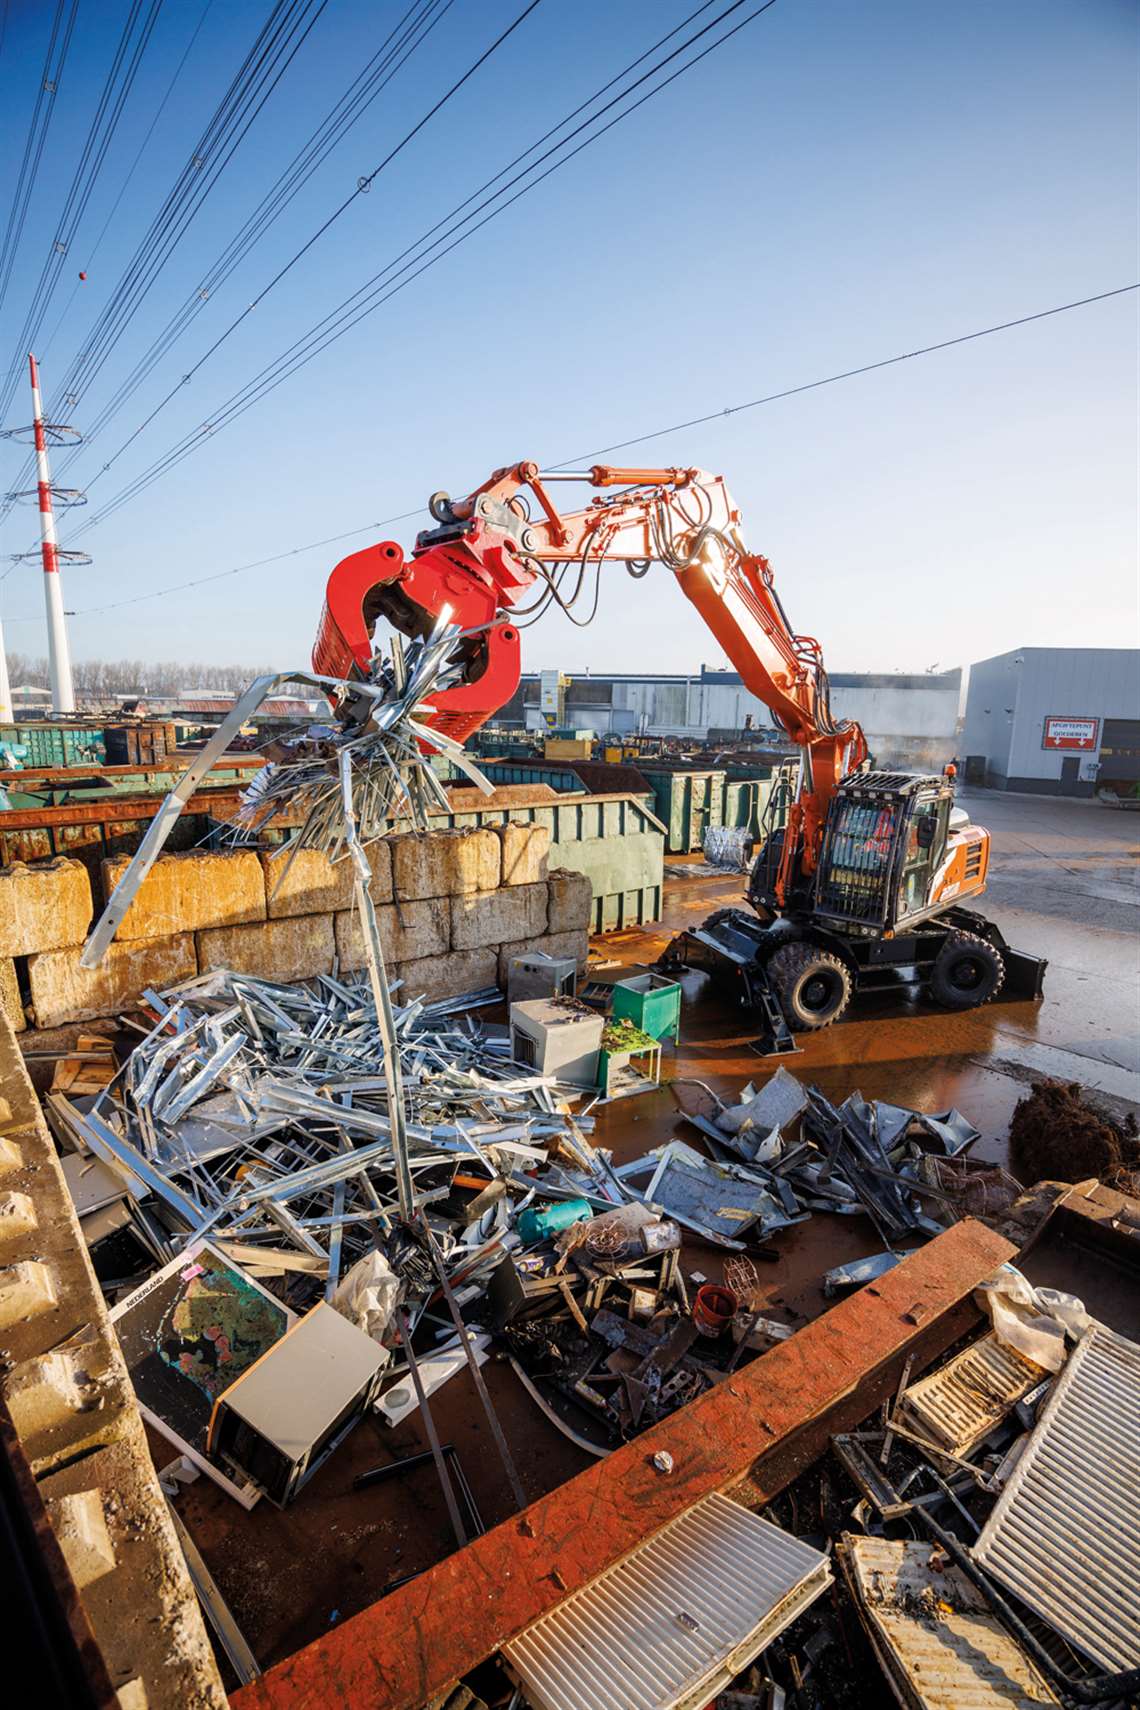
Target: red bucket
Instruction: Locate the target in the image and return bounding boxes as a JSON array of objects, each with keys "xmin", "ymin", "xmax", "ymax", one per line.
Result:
[{"xmin": 692, "ymin": 1283, "xmax": 738, "ymax": 1337}]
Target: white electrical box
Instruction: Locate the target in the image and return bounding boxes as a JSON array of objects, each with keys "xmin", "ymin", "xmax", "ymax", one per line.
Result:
[
  {"xmin": 208, "ymin": 1303, "xmax": 387, "ymax": 1506},
  {"xmin": 506, "ymin": 951, "xmax": 578, "ymax": 1005},
  {"xmin": 509, "ymin": 997, "xmax": 603, "ymax": 1087}
]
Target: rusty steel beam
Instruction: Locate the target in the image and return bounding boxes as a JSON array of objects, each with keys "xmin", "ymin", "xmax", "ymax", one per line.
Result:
[
  {"xmin": 0, "ymin": 788, "xmax": 248, "ymax": 830},
  {"xmin": 232, "ymin": 1219, "xmax": 1013, "ymax": 1710}
]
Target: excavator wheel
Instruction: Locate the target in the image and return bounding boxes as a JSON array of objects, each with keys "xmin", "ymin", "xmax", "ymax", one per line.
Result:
[
  {"xmin": 929, "ymin": 930, "xmax": 1005, "ymax": 1009},
  {"xmin": 767, "ymin": 942, "xmax": 852, "ymax": 1031}
]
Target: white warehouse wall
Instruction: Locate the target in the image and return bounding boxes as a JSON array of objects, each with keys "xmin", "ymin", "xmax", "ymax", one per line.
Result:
[
  {"xmin": 963, "ymin": 646, "xmax": 1140, "ymax": 793},
  {"xmin": 521, "ymin": 670, "xmax": 961, "ymax": 770}
]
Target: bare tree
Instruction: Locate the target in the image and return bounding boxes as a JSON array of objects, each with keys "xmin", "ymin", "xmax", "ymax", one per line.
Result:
[{"xmin": 5, "ymin": 654, "xmax": 278, "ymax": 699}]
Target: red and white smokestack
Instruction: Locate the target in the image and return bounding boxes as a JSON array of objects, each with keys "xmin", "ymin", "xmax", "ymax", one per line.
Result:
[{"xmin": 30, "ymin": 352, "xmax": 74, "ymax": 713}]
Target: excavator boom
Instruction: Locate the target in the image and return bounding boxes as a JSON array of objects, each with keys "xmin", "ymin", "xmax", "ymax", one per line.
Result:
[{"xmin": 313, "ymin": 462, "xmax": 866, "ymax": 894}]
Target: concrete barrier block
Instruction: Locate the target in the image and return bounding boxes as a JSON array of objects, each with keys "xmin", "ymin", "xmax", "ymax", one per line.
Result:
[
  {"xmin": 496, "ymin": 822, "xmax": 550, "ymax": 885},
  {"xmin": 450, "ymin": 881, "xmax": 548, "ymax": 951},
  {"xmin": 399, "ymin": 947, "xmax": 499, "ymax": 1003},
  {"xmin": 0, "ymin": 1259, "xmax": 58, "ymax": 1326},
  {"xmin": 5, "ymin": 1343, "xmax": 106, "ymax": 1446},
  {"xmin": 46, "ymin": 1489, "xmax": 116, "ymax": 1587},
  {"xmin": 29, "ymin": 935, "xmax": 197, "ymax": 1028},
  {"xmin": 497, "ymin": 929, "xmax": 590, "ymax": 988},
  {"xmin": 392, "ymin": 828, "xmax": 501, "ymax": 898},
  {"xmin": 450, "ymin": 828, "xmax": 503, "ymax": 894},
  {"xmin": 103, "ymin": 850, "xmax": 265, "ymax": 939},
  {"xmin": 390, "ymin": 830, "xmax": 456, "ymax": 900},
  {"xmin": 197, "ymin": 914, "xmax": 334, "ymax": 983},
  {"xmin": 0, "ymin": 859, "xmax": 92, "ymax": 956},
  {"xmin": 0, "ymin": 957, "xmax": 25, "ymax": 1033},
  {"xmin": 367, "ymin": 838, "xmax": 393, "ymax": 904},
  {"xmin": 261, "ymin": 848, "xmax": 354, "ymax": 918},
  {"xmin": 334, "ymin": 896, "xmax": 449, "ymax": 970},
  {"xmin": 546, "ymin": 868, "xmax": 593, "ymax": 934},
  {"xmin": 0, "ymin": 1191, "xmax": 36, "ymax": 1242},
  {"xmin": 0, "ymin": 1138, "xmax": 24, "ymax": 1173}
]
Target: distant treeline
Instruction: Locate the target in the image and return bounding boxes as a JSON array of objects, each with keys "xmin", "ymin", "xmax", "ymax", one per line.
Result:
[{"xmin": 4, "ymin": 654, "xmax": 278, "ymax": 697}]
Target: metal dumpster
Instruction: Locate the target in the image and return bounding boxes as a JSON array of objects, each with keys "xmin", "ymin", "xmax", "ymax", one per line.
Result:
[
  {"xmin": 637, "ymin": 765, "xmax": 725, "ymax": 853},
  {"xmin": 250, "ymin": 787, "xmax": 667, "ymax": 932},
  {"xmin": 0, "ymin": 722, "xmax": 106, "ymax": 768},
  {"xmin": 433, "ymin": 757, "xmax": 584, "ymax": 793}
]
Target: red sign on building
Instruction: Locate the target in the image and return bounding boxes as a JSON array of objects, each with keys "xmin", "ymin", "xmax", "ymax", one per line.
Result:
[{"xmin": 1042, "ymin": 716, "xmax": 1099, "ymax": 751}]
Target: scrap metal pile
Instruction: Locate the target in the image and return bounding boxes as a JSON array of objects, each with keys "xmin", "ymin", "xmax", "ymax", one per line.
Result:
[
  {"xmin": 753, "ymin": 1271, "xmax": 1140, "ymax": 1710},
  {"xmin": 677, "ymin": 1065, "xmax": 981, "ymax": 1246},
  {"xmin": 81, "ymin": 612, "xmax": 495, "ymax": 969},
  {"xmin": 49, "ymin": 968, "xmax": 580, "ymax": 1301},
  {"xmin": 48, "ymin": 966, "xmax": 787, "ymax": 1465}
]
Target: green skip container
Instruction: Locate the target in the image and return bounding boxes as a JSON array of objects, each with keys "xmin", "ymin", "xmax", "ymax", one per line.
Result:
[
  {"xmin": 637, "ymin": 765, "xmax": 725, "ymax": 853},
  {"xmin": 611, "ymin": 972, "xmax": 682, "ymax": 1044}
]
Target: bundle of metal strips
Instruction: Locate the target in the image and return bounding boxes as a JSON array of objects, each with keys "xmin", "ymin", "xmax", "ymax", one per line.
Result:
[{"xmin": 82, "ymin": 611, "xmax": 495, "ymax": 967}]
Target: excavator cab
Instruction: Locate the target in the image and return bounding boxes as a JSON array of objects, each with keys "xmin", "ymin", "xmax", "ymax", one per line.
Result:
[
  {"xmin": 810, "ymin": 773, "xmax": 982, "ymax": 933},
  {"xmin": 747, "ymin": 773, "xmax": 980, "ymax": 928}
]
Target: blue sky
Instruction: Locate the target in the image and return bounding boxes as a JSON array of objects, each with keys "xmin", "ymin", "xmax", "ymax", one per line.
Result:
[{"xmin": 0, "ymin": 0, "xmax": 1135, "ymax": 681}]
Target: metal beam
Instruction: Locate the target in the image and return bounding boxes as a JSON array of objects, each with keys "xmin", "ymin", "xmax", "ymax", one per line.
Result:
[
  {"xmin": 231, "ymin": 1218, "xmax": 1014, "ymax": 1710},
  {"xmin": 0, "ymin": 787, "xmax": 248, "ymax": 831}
]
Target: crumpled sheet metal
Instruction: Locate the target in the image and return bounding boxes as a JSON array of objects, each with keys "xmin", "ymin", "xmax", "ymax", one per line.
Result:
[{"xmin": 54, "ymin": 965, "xmax": 599, "ymax": 1297}]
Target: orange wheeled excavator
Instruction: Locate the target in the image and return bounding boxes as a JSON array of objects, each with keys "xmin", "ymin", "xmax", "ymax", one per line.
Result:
[{"xmin": 313, "ymin": 463, "xmax": 1045, "ymax": 1048}]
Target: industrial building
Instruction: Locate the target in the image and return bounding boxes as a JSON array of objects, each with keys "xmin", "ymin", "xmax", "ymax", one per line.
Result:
[
  {"xmin": 962, "ymin": 646, "xmax": 1140, "ymax": 795},
  {"xmin": 504, "ymin": 666, "xmax": 961, "ymax": 770}
]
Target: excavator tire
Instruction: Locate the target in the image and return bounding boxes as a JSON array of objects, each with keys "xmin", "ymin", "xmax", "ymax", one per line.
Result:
[
  {"xmin": 929, "ymin": 930, "xmax": 1005, "ymax": 1009},
  {"xmin": 767, "ymin": 942, "xmax": 852, "ymax": 1031}
]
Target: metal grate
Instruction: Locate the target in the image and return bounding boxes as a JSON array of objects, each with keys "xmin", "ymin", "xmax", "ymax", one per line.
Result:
[
  {"xmin": 972, "ymin": 1326, "xmax": 1140, "ymax": 1672},
  {"xmin": 816, "ymin": 796, "xmax": 899, "ymax": 924},
  {"xmin": 900, "ymin": 1332, "xmax": 1049, "ymax": 1456},
  {"xmin": 838, "ymin": 1535, "xmax": 1059, "ymax": 1709},
  {"xmin": 503, "ymin": 1492, "xmax": 831, "ymax": 1710}
]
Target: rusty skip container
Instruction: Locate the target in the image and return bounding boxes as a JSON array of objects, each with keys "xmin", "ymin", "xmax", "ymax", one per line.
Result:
[{"xmin": 103, "ymin": 721, "xmax": 178, "ymax": 766}]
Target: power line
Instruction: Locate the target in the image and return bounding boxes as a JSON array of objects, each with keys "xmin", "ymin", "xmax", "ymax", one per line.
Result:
[
  {"xmin": 551, "ymin": 282, "xmax": 1140, "ymax": 465},
  {"xmin": 0, "ymin": 0, "xmax": 165, "ymax": 422},
  {"xmin": 69, "ymin": 513, "xmax": 425, "ymax": 615},
  {"xmin": 48, "ymin": 0, "xmax": 454, "ymax": 480},
  {"xmin": 43, "ymin": 0, "xmax": 329, "ymax": 423},
  {"xmin": 38, "ymin": 0, "xmax": 217, "ymax": 366},
  {"xmin": 0, "ymin": 0, "xmax": 328, "ymax": 533},
  {"xmin": 60, "ymin": 0, "xmax": 545, "ymax": 513},
  {"xmin": 58, "ymin": 282, "xmax": 1138, "ymax": 619},
  {"xmin": 66, "ymin": 0, "xmax": 768, "ymax": 536},
  {"xmin": 0, "ymin": 0, "xmax": 81, "ymax": 322}
]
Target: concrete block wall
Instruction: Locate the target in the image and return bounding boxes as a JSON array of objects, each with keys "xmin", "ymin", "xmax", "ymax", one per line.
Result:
[
  {"xmin": 0, "ymin": 823, "xmax": 594, "ymax": 1031},
  {"xmin": 0, "ymin": 1005, "xmax": 225, "ymax": 1707}
]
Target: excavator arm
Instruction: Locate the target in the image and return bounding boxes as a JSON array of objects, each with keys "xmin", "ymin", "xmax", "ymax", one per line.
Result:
[{"xmin": 313, "ymin": 462, "xmax": 867, "ymax": 899}]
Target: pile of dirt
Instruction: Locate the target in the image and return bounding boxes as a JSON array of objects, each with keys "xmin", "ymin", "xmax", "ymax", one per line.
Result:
[{"xmin": 1009, "ymin": 1079, "xmax": 1140, "ymax": 1184}]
